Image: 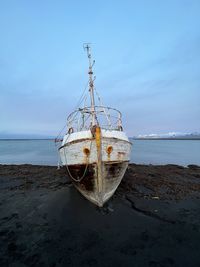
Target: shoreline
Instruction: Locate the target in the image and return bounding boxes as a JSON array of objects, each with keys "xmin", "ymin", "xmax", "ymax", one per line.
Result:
[
  {"xmin": 1, "ymin": 163, "xmax": 200, "ymax": 266},
  {"xmin": 0, "ymin": 162, "xmax": 199, "ymax": 168}
]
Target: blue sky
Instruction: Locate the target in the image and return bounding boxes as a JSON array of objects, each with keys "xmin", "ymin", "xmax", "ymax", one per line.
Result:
[{"xmin": 0, "ymin": 0, "xmax": 200, "ymax": 137}]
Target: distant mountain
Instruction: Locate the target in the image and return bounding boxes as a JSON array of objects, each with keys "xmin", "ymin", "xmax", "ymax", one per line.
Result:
[{"xmin": 132, "ymin": 132, "xmax": 200, "ymax": 140}]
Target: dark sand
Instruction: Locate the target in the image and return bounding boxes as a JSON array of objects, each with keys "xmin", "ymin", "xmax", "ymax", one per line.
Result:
[{"xmin": 0, "ymin": 164, "xmax": 200, "ymax": 267}]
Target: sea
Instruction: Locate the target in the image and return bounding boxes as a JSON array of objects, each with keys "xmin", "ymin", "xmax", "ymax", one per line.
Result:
[{"xmin": 0, "ymin": 139, "xmax": 199, "ymax": 166}]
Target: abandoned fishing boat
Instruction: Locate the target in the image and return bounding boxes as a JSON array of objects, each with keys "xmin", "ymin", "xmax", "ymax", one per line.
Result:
[{"xmin": 56, "ymin": 44, "xmax": 132, "ymax": 207}]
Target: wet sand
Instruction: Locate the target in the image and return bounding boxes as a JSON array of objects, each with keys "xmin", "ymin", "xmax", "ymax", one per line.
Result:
[{"xmin": 0, "ymin": 163, "xmax": 200, "ymax": 267}]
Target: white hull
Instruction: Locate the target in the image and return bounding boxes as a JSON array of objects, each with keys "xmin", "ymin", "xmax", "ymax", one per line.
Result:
[{"xmin": 59, "ymin": 129, "xmax": 132, "ymax": 206}]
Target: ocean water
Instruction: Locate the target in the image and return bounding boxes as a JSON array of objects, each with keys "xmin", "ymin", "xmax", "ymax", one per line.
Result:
[{"xmin": 0, "ymin": 139, "xmax": 199, "ymax": 166}]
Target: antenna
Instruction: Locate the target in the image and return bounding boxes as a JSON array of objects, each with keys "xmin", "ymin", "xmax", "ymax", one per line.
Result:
[{"xmin": 83, "ymin": 43, "xmax": 97, "ymax": 126}]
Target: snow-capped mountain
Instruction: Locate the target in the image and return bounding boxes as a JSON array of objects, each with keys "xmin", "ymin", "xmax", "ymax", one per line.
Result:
[{"xmin": 133, "ymin": 132, "xmax": 200, "ymax": 139}]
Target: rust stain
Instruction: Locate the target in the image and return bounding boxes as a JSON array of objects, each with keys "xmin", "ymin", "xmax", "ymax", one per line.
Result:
[
  {"xmin": 106, "ymin": 145, "xmax": 113, "ymax": 155},
  {"xmin": 108, "ymin": 163, "xmax": 121, "ymax": 176},
  {"xmin": 83, "ymin": 147, "xmax": 90, "ymax": 156},
  {"xmin": 67, "ymin": 163, "xmax": 96, "ymax": 191},
  {"xmin": 105, "ymin": 161, "xmax": 127, "ymax": 178}
]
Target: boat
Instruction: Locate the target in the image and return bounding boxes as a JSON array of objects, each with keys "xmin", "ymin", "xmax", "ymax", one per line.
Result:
[{"xmin": 56, "ymin": 44, "xmax": 132, "ymax": 207}]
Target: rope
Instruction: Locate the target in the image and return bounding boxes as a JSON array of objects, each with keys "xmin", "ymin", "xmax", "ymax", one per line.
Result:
[{"xmin": 63, "ymin": 136, "xmax": 93, "ymax": 182}]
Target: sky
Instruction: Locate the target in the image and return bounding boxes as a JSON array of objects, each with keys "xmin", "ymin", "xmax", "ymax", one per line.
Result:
[{"xmin": 0, "ymin": 0, "xmax": 200, "ymax": 137}]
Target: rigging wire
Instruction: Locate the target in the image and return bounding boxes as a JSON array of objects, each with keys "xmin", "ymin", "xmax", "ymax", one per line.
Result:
[
  {"xmin": 73, "ymin": 80, "xmax": 89, "ymax": 110},
  {"xmin": 55, "ymin": 80, "xmax": 89, "ymax": 140},
  {"xmin": 94, "ymin": 87, "xmax": 111, "ymax": 128}
]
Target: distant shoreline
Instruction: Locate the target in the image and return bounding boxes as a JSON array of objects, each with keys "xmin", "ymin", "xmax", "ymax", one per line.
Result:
[{"xmin": 131, "ymin": 138, "xmax": 200, "ymax": 140}]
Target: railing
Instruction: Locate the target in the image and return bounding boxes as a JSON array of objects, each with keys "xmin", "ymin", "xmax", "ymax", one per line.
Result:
[{"xmin": 66, "ymin": 106, "xmax": 123, "ymax": 132}]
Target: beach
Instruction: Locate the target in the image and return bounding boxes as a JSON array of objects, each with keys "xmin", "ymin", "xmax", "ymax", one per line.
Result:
[{"xmin": 1, "ymin": 163, "xmax": 200, "ymax": 266}]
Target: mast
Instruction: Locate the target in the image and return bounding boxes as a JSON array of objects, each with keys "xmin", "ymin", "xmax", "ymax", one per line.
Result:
[{"xmin": 84, "ymin": 44, "xmax": 96, "ymax": 126}]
